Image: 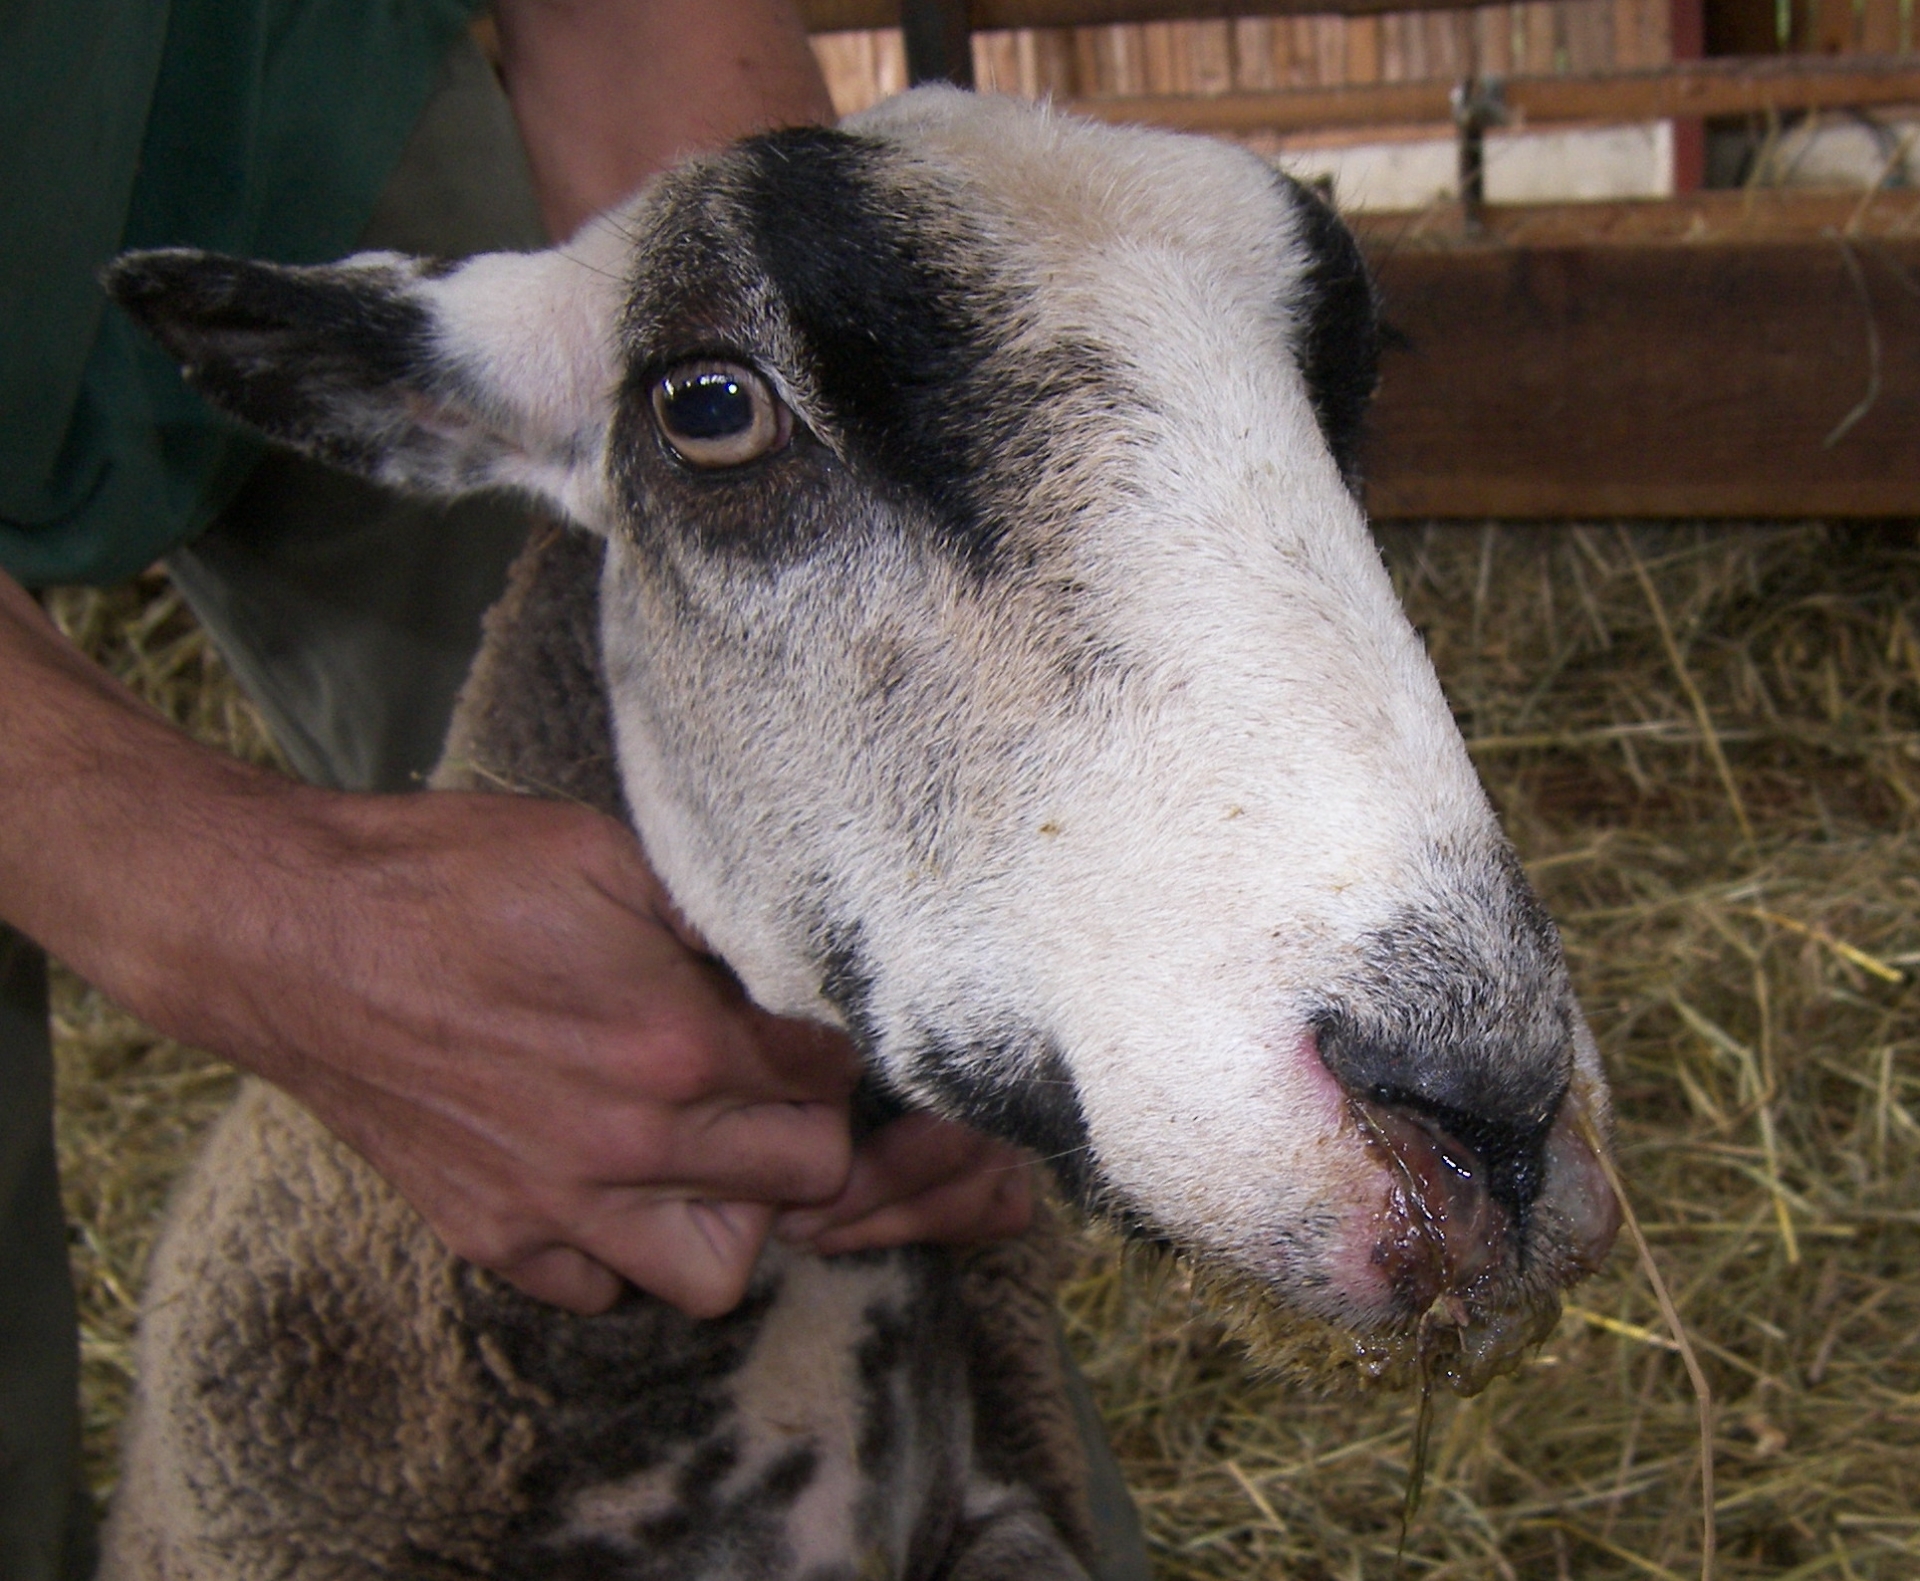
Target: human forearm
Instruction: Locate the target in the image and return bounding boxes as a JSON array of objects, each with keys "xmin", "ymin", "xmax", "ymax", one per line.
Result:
[
  {"xmin": 0, "ymin": 570, "xmax": 301, "ymax": 1036},
  {"xmin": 491, "ymin": 0, "xmax": 834, "ymax": 239},
  {"xmin": 0, "ymin": 570, "xmax": 861, "ymax": 1311}
]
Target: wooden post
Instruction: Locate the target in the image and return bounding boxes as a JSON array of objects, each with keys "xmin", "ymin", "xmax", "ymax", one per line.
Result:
[
  {"xmin": 1451, "ymin": 77, "xmax": 1503, "ymax": 232},
  {"xmin": 1353, "ymin": 201, "xmax": 1920, "ymax": 519},
  {"xmin": 1670, "ymin": 0, "xmax": 1708, "ymax": 189}
]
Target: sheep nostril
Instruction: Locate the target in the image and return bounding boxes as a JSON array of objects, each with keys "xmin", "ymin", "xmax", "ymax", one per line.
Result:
[
  {"xmin": 1359, "ymin": 1087, "xmax": 1553, "ymax": 1226},
  {"xmin": 1310, "ymin": 1009, "xmax": 1561, "ymax": 1223}
]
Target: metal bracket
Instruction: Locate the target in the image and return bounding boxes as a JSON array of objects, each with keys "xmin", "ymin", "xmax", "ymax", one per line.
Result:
[{"xmin": 1450, "ymin": 75, "xmax": 1507, "ymax": 233}]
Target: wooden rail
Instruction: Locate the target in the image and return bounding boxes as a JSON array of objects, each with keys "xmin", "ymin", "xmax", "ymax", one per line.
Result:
[
  {"xmin": 1354, "ymin": 195, "xmax": 1920, "ymax": 520},
  {"xmin": 795, "ymin": 6, "xmax": 1920, "ymax": 517},
  {"xmin": 1068, "ymin": 54, "xmax": 1920, "ymax": 135}
]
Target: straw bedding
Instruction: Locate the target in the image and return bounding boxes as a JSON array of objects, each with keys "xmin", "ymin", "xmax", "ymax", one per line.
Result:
[{"xmin": 47, "ymin": 521, "xmax": 1920, "ymax": 1578}]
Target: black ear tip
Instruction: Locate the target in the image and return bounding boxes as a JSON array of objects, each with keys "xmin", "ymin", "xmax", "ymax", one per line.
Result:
[
  {"xmin": 102, "ymin": 247, "xmax": 195, "ymax": 296},
  {"xmin": 100, "ymin": 248, "xmax": 224, "ymax": 326}
]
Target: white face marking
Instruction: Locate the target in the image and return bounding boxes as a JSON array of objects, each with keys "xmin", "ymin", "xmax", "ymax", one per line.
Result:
[
  {"xmin": 569, "ymin": 95, "xmax": 1612, "ymax": 1348},
  {"xmin": 579, "ymin": 100, "xmax": 1469, "ymax": 1315}
]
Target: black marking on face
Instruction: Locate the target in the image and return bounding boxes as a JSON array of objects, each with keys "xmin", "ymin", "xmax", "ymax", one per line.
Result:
[
  {"xmin": 104, "ymin": 251, "xmax": 441, "ymax": 477},
  {"xmin": 735, "ymin": 128, "xmax": 1000, "ymax": 562},
  {"xmin": 908, "ymin": 1031, "xmax": 1094, "ymax": 1199},
  {"xmin": 1275, "ymin": 176, "xmax": 1381, "ymax": 494},
  {"xmin": 821, "ymin": 920, "xmax": 1089, "ymax": 1178},
  {"xmin": 1310, "ymin": 847, "xmax": 1574, "ymax": 1224},
  {"xmin": 729, "ymin": 128, "xmax": 1129, "ymax": 574},
  {"xmin": 819, "ymin": 918, "xmax": 882, "ymax": 1055},
  {"xmin": 820, "ymin": 923, "xmax": 917, "ymax": 1140}
]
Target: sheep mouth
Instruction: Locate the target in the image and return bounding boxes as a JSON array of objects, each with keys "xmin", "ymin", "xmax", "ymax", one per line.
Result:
[
  {"xmin": 1165, "ymin": 1081, "xmax": 1618, "ymax": 1397},
  {"xmin": 1343, "ymin": 1099, "xmax": 1562, "ymax": 1393},
  {"xmin": 1344, "ymin": 1084, "xmax": 1619, "ymax": 1393},
  {"xmin": 1355, "ymin": 1100, "xmax": 1513, "ymax": 1303}
]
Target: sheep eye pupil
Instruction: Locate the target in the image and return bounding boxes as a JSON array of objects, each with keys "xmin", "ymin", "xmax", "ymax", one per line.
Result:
[
  {"xmin": 650, "ymin": 359, "xmax": 787, "ymax": 469},
  {"xmin": 661, "ymin": 373, "xmax": 753, "ymax": 439}
]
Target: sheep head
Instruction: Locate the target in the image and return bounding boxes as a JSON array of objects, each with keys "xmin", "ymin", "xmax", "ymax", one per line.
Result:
[{"xmin": 109, "ymin": 88, "xmax": 1617, "ymax": 1392}]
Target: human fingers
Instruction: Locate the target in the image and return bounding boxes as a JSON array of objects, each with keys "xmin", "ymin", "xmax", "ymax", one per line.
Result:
[
  {"xmin": 581, "ymin": 1197, "xmax": 778, "ymax": 1318},
  {"xmin": 494, "ymin": 1244, "xmax": 626, "ymax": 1315},
  {"xmin": 773, "ymin": 1110, "xmax": 983, "ymax": 1237},
  {"xmin": 732, "ymin": 1004, "xmax": 864, "ymax": 1103},
  {"xmin": 330, "ymin": 1079, "xmax": 788, "ymax": 1317},
  {"xmin": 650, "ymin": 1095, "xmax": 854, "ymax": 1206},
  {"xmin": 798, "ymin": 1156, "xmax": 1033, "ymax": 1255},
  {"xmin": 568, "ymin": 822, "xmax": 863, "ymax": 1108},
  {"xmin": 775, "ymin": 1112, "xmax": 1035, "ymax": 1248}
]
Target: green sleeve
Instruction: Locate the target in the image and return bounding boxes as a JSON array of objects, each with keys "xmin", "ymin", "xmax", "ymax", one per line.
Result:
[{"xmin": 0, "ymin": 0, "xmax": 487, "ymax": 588}]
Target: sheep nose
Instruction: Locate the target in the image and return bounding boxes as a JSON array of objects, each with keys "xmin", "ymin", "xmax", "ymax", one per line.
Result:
[
  {"xmin": 1350, "ymin": 1099, "xmax": 1514, "ymax": 1293},
  {"xmin": 1312, "ymin": 1006, "xmax": 1566, "ymax": 1225}
]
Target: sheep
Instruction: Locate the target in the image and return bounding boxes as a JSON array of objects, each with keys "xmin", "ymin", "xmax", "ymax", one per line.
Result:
[{"xmin": 99, "ymin": 87, "xmax": 1620, "ymax": 1579}]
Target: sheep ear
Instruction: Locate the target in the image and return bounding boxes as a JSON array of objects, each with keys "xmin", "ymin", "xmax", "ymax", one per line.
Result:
[{"xmin": 105, "ymin": 243, "xmax": 626, "ymax": 529}]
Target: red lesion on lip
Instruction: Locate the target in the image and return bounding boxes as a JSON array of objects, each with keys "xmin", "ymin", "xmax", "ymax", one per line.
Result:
[
  {"xmin": 1353, "ymin": 1100, "xmax": 1510, "ymax": 1314},
  {"xmin": 1342, "ymin": 1082, "xmax": 1622, "ymax": 1393}
]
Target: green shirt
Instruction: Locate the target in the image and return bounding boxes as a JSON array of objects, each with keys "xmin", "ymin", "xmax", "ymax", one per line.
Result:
[{"xmin": 0, "ymin": 0, "xmax": 485, "ymax": 587}]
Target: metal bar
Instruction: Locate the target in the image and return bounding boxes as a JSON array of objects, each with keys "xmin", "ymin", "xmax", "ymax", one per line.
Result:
[
  {"xmin": 901, "ymin": 0, "xmax": 976, "ymax": 84},
  {"xmin": 1451, "ymin": 77, "xmax": 1501, "ymax": 235},
  {"xmin": 1063, "ymin": 54, "xmax": 1920, "ymax": 136}
]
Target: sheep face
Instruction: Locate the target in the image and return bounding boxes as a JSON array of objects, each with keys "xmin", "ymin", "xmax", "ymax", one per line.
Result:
[{"xmin": 109, "ymin": 89, "xmax": 1616, "ymax": 1390}]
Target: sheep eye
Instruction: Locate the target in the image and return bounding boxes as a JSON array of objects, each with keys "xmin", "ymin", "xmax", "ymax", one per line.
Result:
[{"xmin": 651, "ymin": 361, "xmax": 789, "ymax": 468}]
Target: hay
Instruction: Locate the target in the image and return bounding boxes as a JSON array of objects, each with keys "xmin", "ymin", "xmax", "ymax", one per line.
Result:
[
  {"xmin": 1054, "ymin": 523, "xmax": 1920, "ymax": 1579},
  {"xmin": 47, "ymin": 524, "xmax": 1920, "ymax": 1576}
]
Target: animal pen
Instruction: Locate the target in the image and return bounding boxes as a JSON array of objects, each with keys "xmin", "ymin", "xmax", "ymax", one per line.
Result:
[{"xmin": 49, "ymin": 2, "xmax": 1920, "ymax": 1577}]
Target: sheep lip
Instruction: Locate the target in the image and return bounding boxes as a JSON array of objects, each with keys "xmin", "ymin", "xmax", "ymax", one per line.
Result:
[
  {"xmin": 1320, "ymin": 1091, "xmax": 1619, "ymax": 1395},
  {"xmin": 1353, "ymin": 1098, "xmax": 1510, "ymax": 1310}
]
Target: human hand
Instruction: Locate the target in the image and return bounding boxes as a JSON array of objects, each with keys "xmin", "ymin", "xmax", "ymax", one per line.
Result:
[
  {"xmin": 9, "ymin": 722, "xmax": 860, "ymax": 1316},
  {"xmin": 172, "ymin": 790, "xmax": 1032, "ymax": 1312},
  {"xmin": 266, "ymin": 796, "xmax": 1037, "ymax": 1304},
  {"xmin": 178, "ymin": 789, "xmax": 871, "ymax": 1319},
  {"xmin": 0, "ymin": 573, "xmax": 1029, "ymax": 1317},
  {"xmin": 776, "ymin": 1109, "xmax": 1036, "ymax": 1256}
]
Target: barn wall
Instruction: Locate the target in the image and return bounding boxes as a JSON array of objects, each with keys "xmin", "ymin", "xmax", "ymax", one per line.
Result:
[
  {"xmin": 811, "ymin": 0, "xmax": 1915, "ymax": 117},
  {"xmin": 811, "ymin": 1, "xmax": 1675, "ymax": 119}
]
